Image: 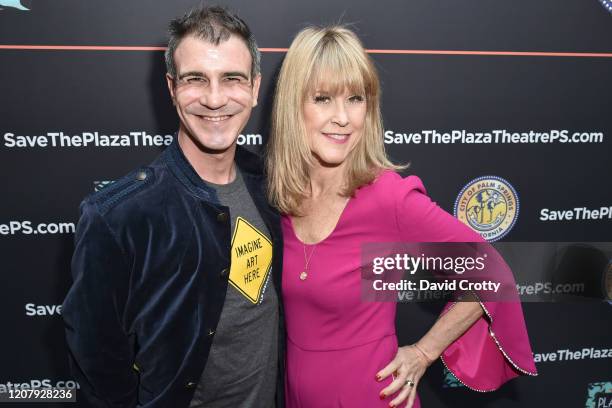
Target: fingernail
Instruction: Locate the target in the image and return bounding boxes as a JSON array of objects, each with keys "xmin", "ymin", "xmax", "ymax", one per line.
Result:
[
  {"xmin": 376, "ymin": 374, "xmax": 382, "ymax": 381},
  {"xmin": 389, "ymin": 404, "xmax": 395, "ymax": 408},
  {"xmin": 379, "ymin": 393, "xmax": 386, "ymax": 400}
]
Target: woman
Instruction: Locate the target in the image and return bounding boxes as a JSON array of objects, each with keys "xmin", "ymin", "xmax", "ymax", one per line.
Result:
[{"xmin": 266, "ymin": 26, "xmax": 537, "ymax": 408}]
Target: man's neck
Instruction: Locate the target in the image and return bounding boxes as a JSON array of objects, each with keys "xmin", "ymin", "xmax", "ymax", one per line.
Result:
[{"xmin": 177, "ymin": 130, "xmax": 237, "ymax": 185}]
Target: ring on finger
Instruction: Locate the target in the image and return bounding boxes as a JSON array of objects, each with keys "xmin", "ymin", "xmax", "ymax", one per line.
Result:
[{"xmin": 405, "ymin": 379, "xmax": 415, "ymax": 388}]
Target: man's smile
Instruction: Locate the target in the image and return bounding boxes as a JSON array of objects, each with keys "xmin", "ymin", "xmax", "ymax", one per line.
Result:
[{"xmin": 198, "ymin": 114, "xmax": 233, "ymax": 122}]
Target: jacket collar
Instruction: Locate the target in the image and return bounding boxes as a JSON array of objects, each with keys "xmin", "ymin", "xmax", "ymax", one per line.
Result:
[{"xmin": 163, "ymin": 133, "xmax": 264, "ymax": 202}]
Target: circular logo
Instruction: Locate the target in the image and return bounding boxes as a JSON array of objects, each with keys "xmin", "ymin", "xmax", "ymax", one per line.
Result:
[{"xmin": 454, "ymin": 176, "xmax": 519, "ymax": 242}]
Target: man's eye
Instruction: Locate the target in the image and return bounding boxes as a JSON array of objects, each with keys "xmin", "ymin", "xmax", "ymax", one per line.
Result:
[
  {"xmin": 185, "ymin": 77, "xmax": 205, "ymax": 84},
  {"xmin": 225, "ymin": 76, "xmax": 242, "ymax": 82},
  {"xmin": 348, "ymin": 95, "xmax": 365, "ymax": 103},
  {"xmin": 313, "ymin": 95, "xmax": 330, "ymax": 103}
]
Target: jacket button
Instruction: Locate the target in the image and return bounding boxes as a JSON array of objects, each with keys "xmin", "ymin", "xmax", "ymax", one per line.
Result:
[
  {"xmin": 185, "ymin": 382, "xmax": 196, "ymax": 389},
  {"xmin": 132, "ymin": 363, "xmax": 141, "ymax": 372},
  {"xmin": 216, "ymin": 212, "xmax": 228, "ymax": 222},
  {"xmin": 220, "ymin": 268, "xmax": 229, "ymax": 278},
  {"xmin": 208, "ymin": 329, "xmax": 215, "ymax": 337},
  {"xmin": 136, "ymin": 170, "xmax": 147, "ymax": 181}
]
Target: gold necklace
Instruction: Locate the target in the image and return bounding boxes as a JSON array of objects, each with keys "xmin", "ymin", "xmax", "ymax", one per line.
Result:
[{"xmin": 300, "ymin": 243, "xmax": 317, "ymax": 281}]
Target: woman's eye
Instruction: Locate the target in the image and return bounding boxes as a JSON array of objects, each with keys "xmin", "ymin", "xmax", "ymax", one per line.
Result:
[
  {"xmin": 313, "ymin": 95, "xmax": 330, "ymax": 103},
  {"xmin": 349, "ymin": 95, "xmax": 365, "ymax": 103}
]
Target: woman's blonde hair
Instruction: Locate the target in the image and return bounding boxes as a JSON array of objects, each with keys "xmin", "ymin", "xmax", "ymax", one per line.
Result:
[{"xmin": 266, "ymin": 25, "xmax": 404, "ymax": 215}]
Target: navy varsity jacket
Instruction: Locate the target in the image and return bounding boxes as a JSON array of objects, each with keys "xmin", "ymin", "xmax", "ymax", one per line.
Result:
[{"xmin": 62, "ymin": 136, "xmax": 285, "ymax": 407}]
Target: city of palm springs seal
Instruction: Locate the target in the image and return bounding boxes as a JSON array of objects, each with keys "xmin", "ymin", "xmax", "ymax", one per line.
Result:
[{"xmin": 454, "ymin": 176, "xmax": 519, "ymax": 242}]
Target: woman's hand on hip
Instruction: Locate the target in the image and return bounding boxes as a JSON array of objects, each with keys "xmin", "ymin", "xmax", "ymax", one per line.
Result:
[{"xmin": 376, "ymin": 344, "xmax": 433, "ymax": 408}]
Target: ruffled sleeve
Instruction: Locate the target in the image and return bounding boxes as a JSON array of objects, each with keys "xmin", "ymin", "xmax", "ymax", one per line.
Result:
[{"xmin": 393, "ymin": 173, "xmax": 538, "ymax": 391}]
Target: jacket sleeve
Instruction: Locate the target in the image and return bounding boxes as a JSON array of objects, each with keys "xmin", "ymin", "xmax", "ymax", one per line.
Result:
[
  {"xmin": 62, "ymin": 200, "xmax": 138, "ymax": 407},
  {"xmin": 395, "ymin": 175, "xmax": 538, "ymax": 391}
]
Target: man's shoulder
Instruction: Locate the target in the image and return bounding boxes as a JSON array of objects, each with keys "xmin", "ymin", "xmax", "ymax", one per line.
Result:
[
  {"xmin": 81, "ymin": 157, "xmax": 169, "ymax": 220},
  {"xmin": 85, "ymin": 168, "xmax": 152, "ymax": 212}
]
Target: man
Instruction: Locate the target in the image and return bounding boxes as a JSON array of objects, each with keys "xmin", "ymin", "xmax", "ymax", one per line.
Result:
[{"xmin": 62, "ymin": 6, "xmax": 284, "ymax": 408}]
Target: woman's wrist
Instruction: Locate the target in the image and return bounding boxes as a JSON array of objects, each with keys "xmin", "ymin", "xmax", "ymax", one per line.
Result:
[{"xmin": 412, "ymin": 343, "xmax": 435, "ymax": 366}]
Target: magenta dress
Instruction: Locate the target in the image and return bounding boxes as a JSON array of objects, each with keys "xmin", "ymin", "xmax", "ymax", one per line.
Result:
[{"xmin": 282, "ymin": 171, "xmax": 537, "ymax": 407}]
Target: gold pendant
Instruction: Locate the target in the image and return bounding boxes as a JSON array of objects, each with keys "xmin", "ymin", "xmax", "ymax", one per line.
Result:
[{"xmin": 300, "ymin": 271, "xmax": 308, "ymax": 280}]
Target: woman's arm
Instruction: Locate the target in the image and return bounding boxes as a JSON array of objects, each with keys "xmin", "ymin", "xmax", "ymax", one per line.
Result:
[
  {"xmin": 415, "ymin": 297, "xmax": 484, "ymax": 362},
  {"xmin": 377, "ymin": 299, "xmax": 484, "ymax": 408},
  {"xmin": 374, "ymin": 173, "xmax": 536, "ymax": 407}
]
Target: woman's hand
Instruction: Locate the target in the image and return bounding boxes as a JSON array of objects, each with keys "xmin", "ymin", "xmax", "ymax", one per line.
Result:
[{"xmin": 376, "ymin": 344, "xmax": 434, "ymax": 408}]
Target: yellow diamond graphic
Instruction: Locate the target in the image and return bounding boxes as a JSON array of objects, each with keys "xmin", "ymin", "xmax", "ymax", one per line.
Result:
[{"xmin": 228, "ymin": 217, "xmax": 273, "ymax": 304}]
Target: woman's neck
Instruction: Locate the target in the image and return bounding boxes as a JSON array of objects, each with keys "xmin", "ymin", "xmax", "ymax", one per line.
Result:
[{"xmin": 308, "ymin": 162, "xmax": 346, "ymax": 199}]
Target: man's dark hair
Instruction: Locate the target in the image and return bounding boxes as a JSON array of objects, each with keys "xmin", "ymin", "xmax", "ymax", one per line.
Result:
[{"xmin": 165, "ymin": 5, "xmax": 261, "ymax": 82}]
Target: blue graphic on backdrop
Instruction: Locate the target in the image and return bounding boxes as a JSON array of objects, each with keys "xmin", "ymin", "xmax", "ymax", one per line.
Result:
[
  {"xmin": 585, "ymin": 382, "xmax": 612, "ymax": 408},
  {"xmin": 442, "ymin": 368, "xmax": 464, "ymax": 389},
  {"xmin": 0, "ymin": 0, "xmax": 28, "ymax": 10},
  {"xmin": 93, "ymin": 181, "xmax": 115, "ymax": 192}
]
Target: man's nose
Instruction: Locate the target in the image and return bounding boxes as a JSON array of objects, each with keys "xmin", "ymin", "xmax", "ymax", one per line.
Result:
[{"xmin": 200, "ymin": 81, "xmax": 229, "ymax": 110}]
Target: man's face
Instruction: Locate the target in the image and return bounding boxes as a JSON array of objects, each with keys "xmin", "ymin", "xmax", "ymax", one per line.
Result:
[{"xmin": 166, "ymin": 34, "xmax": 261, "ymax": 152}]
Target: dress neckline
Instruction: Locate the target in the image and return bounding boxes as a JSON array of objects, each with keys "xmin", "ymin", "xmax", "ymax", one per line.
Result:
[{"xmin": 287, "ymin": 196, "xmax": 353, "ymax": 246}]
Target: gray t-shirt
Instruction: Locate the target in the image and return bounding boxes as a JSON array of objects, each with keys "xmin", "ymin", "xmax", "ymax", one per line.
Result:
[{"xmin": 190, "ymin": 169, "xmax": 279, "ymax": 408}]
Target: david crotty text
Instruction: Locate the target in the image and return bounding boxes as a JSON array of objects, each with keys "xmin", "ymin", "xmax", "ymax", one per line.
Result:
[{"xmin": 373, "ymin": 279, "xmax": 501, "ymax": 293}]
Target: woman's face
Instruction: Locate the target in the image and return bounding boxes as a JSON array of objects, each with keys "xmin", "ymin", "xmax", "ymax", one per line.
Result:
[{"xmin": 302, "ymin": 86, "xmax": 366, "ymax": 167}]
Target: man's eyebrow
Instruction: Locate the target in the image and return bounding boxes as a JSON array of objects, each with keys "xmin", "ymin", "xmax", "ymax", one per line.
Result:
[
  {"xmin": 177, "ymin": 71, "xmax": 205, "ymax": 80},
  {"xmin": 223, "ymin": 71, "xmax": 249, "ymax": 80}
]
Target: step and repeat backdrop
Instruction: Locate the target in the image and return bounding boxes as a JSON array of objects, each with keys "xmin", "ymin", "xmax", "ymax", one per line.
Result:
[{"xmin": 1, "ymin": 0, "xmax": 611, "ymax": 407}]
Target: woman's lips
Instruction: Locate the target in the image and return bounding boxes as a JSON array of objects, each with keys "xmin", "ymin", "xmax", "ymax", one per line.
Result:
[{"xmin": 322, "ymin": 132, "xmax": 350, "ymax": 144}]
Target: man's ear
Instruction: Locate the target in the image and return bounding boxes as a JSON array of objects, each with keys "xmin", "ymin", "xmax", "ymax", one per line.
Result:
[
  {"xmin": 166, "ymin": 73, "xmax": 176, "ymax": 105},
  {"xmin": 251, "ymin": 74, "xmax": 262, "ymax": 107}
]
